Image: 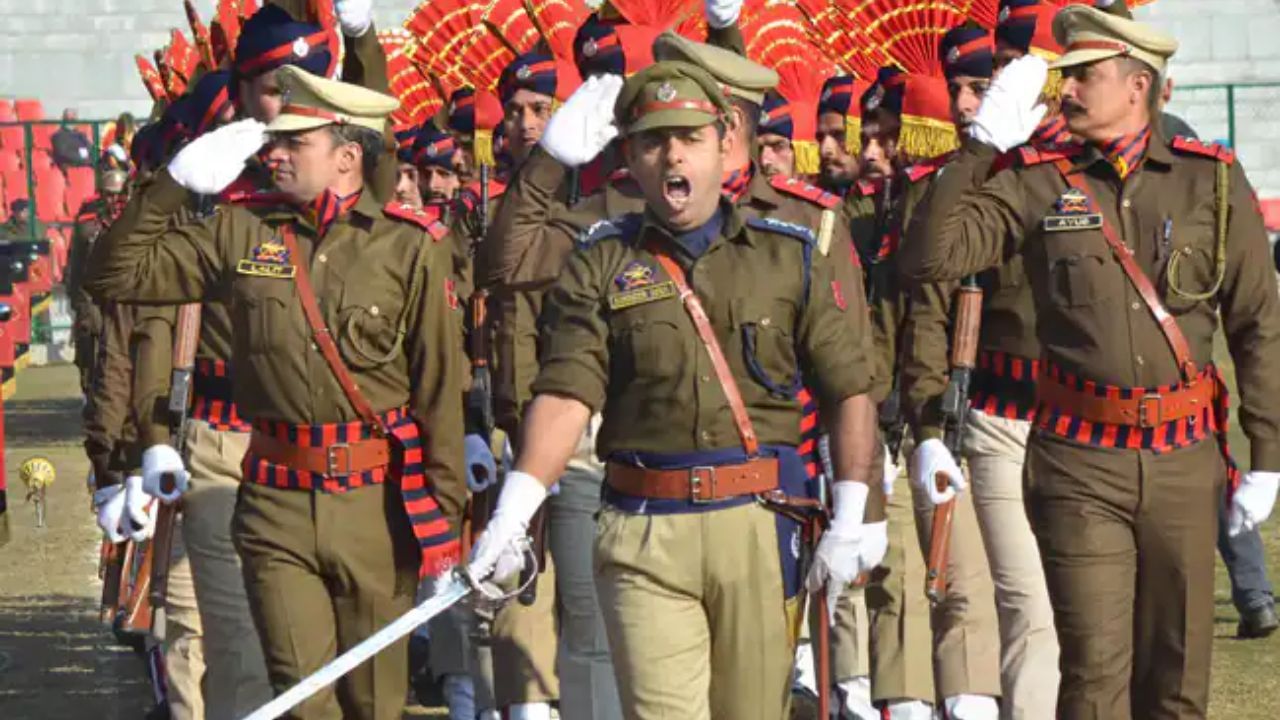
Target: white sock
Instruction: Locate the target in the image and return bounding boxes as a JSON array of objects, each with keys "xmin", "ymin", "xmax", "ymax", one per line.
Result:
[
  {"xmin": 504, "ymin": 702, "xmax": 553, "ymax": 720},
  {"xmin": 836, "ymin": 676, "xmax": 877, "ymax": 720},
  {"xmin": 944, "ymin": 694, "xmax": 999, "ymax": 720},
  {"xmin": 792, "ymin": 643, "xmax": 819, "ymax": 696},
  {"xmin": 886, "ymin": 699, "xmax": 936, "ymax": 720}
]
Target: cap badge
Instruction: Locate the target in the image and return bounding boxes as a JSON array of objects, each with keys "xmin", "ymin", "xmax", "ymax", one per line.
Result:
[
  {"xmin": 426, "ymin": 143, "xmax": 438, "ymax": 158},
  {"xmin": 820, "ymin": 87, "xmax": 832, "ymax": 102},
  {"xmin": 292, "ymin": 37, "xmax": 310, "ymax": 59},
  {"xmin": 655, "ymin": 82, "xmax": 677, "ymax": 103},
  {"xmin": 947, "ymin": 46, "xmax": 961, "ymax": 65},
  {"xmin": 583, "ymin": 39, "xmax": 598, "ymax": 58},
  {"xmin": 866, "ymin": 86, "xmax": 884, "ymax": 111},
  {"xmin": 998, "ymin": 6, "xmax": 1011, "ymax": 22},
  {"xmin": 516, "ymin": 65, "xmax": 532, "ymax": 80},
  {"xmin": 1054, "ymin": 188, "xmax": 1092, "ymax": 215},
  {"xmin": 760, "ymin": 110, "xmax": 770, "ymax": 124}
]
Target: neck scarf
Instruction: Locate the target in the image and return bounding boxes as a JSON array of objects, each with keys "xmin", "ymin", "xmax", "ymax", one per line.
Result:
[{"xmin": 1095, "ymin": 126, "xmax": 1152, "ymax": 180}]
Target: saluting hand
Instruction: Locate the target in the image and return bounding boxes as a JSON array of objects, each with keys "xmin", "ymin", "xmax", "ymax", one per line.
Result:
[
  {"xmin": 705, "ymin": 0, "xmax": 743, "ymax": 29},
  {"xmin": 539, "ymin": 75, "xmax": 625, "ymax": 168},
  {"xmin": 167, "ymin": 119, "xmax": 268, "ymax": 195},
  {"xmin": 968, "ymin": 55, "xmax": 1049, "ymax": 152},
  {"xmin": 336, "ymin": 0, "xmax": 374, "ymax": 38}
]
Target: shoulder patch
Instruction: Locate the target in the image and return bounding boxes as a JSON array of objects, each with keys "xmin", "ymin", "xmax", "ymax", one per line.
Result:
[
  {"xmin": 904, "ymin": 152, "xmax": 954, "ymax": 183},
  {"xmin": 576, "ymin": 213, "xmax": 641, "ymax": 250},
  {"xmin": 747, "ymin": 217, "xmax": 816, "ymax": 245},
  {"xmin": 1171, "ymin": 136, "xmax": 1235, "ymax": 165},
  {"xmin": 384, "ymin": 202, "xmax": 449, "ymax": 241},
  {"xmin": 855, "ymin": 178, "xmax": 882, "ymax": 197},
  {"xmin": 1016, "ymin": 142, "xmax": 1083, "ymax": 167},
  {"xmin": 770, "ymin": 175, "xmax": 839, "ymax": 208},
  {"xmin": 220, "ymin": 189, "xmax": 291, "ymax": 207}
]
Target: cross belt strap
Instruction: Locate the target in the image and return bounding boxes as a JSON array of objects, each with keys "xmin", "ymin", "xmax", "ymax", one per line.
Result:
[
  {"xmin": 648, "ymin": 246, "xmax": 760, "ymax": 456},
  {"xmin": 278, "ymin": 225, "xmax": 385, "ymax": 435},
  {"xmin": 1052, "ymin": 158, "xmax": 1198, "ymax": 382}
]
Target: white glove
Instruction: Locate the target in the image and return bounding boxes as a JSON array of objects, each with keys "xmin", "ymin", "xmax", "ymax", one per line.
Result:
[
  {"xmin": 882, "ymin": 445, "xmax": 899, "ymax": 498},
  {"xmin": 1229, "ymin": 471, "xmax": 1280, "ymax": 536},
  {"xmin": 336, "ymin": 0, "xmax": 373, "ymax": 37},
  {"xmin": 167, "ymin": 119, "xmax": 268, "ymax": 194},
  {"xmin": 141, "ymin": 444, "xmax": 190, "ymax": 505},
  {"xmin": 465, "ymin": 434, "xmax": 498, "ymax": 493},
  {"xmin": 945, "ymin": 694, "xmax": 1000, "ymax": 720},
  {"xmin": 912, "ymin": 438, "xmax": 967, "ymax": 506},
  {"xmin": 123, "ymin": 474, "xmax": 157, "ymax": 543},
  {"xmin": 858, "ymin": 520, "xmax": 888, "ymax": 571},
  {"xmin": 968, "ymin": 55, "xmax": 1049, "ymax": 152},
  {"xmin": 705, "ymin": 0, "xmax": 743, "ymax": 28},
  {"xmin": 539, "ymin": 75, "xmax": 624, "ymax": 168},
  {"xmin": 93, "ymin": 484, "xmax": 127, "ymax": 543},
  {"xmin": 466, "ymin": 471, "xmax": 548, "ymax": 584},
  {"xmin": 807, "ymin": 481, "xmax": 871, "ymax": 623}
]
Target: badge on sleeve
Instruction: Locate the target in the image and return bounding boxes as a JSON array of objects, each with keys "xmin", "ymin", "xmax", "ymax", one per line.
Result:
[
  {"xmin": 236, "ymin": 237, "xmax": 297, "ymax": 278},
  {"xmin": 831, "ymin": 280, "xmax": 848, "ymax": 311},
  {"xmin": 445, "ymin": 278, "xmax": 460, "ymax": 311},
  {"xmin": 608, "ymin": 260, "xmax": 676, "ymax": 310},
  {"xmin": 1043, "ymin": 188, "xmax": 1103, "ymax": 232}
]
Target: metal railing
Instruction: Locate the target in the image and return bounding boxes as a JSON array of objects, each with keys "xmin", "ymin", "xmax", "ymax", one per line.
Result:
[{"xmin": 0, "ymin": 118, "xmax": 115, "ymax": 239}]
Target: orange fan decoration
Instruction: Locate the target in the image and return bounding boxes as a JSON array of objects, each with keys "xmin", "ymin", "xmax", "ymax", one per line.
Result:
[
  {"xmin": 136, "ymin": 55, "xmax": 170, "ymax": 104},
  {"xmin": 749, "ymin": 2, "xmax": 835, "ymax": 175},
  {"xmin": 524, "ymin": 0, "xmax": 592, "ymax": 59},
  {"xmin": 404, "ymin": 0, "xmax": 513, "ymax": 91},
  {"xmin": 162, "ymin": 29, "xmax": 202, "ymax": 97},
  {"xmin": 797, "ymin": 0, "xmax": 892, "ymax": 80},
  {"xmin": 211, "ymin": 0, "xmax": 258, "ymax": 65},
  {"xmin": 184, "ymin": 0, "xmax": 218, "ymax": 70},
  {"xmin": 379, "ymin": 28, "xmax": 445, "ymax": 135},
  {"xmin": 482, "ymin": 0, "xmax": 544, "ymax": 56}
]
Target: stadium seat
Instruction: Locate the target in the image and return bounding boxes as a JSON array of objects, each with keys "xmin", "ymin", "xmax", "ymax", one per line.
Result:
[
  {"xmin": 31, "ymin": 124, "xmax": 54, "ymax": 151},
  {"xmin": 0, "ymin": 148, "xmax": 18, "ymax": 173},
  {"xmin": 0, "ymin": 100, "xmax": 13, "ymax": 122},
  {"xmin": 65, "ymin": 166, "xmax": 95, "ymax": 212},
  {"xmin": 34, "ymin": 173, "xmax": 66, "ymax": 224},
  {"xmin": 0, "ymin": 122, "xmax": 23, "ymax": 154},
  {"xmin": 13, "ymin": 99, "xmax": 44, "ymax": 122},
  {"xmin": 1, "ymin": 168, "xmax": 28, "ymax": 202},
  {"xmin": 29, "ymin": 149, "xmax": 53, "ymax": 174}
]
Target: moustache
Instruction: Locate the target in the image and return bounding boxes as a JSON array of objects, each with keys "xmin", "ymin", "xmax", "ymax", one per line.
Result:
[{"xmin": 1062, "ymin": 101, "xmax": 1086, "ymax": 116}]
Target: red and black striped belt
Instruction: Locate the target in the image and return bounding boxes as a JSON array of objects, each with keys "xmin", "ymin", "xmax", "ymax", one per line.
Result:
[
  {"xmin": 1033, "ymin": 361, "xmax": 1240, "ymax": 488},
  {"xmin": 191, "ymin": 358, "xmax": 250, "ymax": 432},
  {"xmin": 241, "ymin": 407, "xmax": 459, "ymax": 575},
  {"xmin": 970, "ymin": 350, "xmax": 1039, "ymax": 422},
  {"xmin": 797, "ymin": 387, "xmax": 822, "ymax": 480}
]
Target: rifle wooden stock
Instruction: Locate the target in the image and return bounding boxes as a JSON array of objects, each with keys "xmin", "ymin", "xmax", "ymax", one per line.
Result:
[
  {"xmin": 150, "ymin": 302, "xmax": 202, "ymax": 614},
  {"xmin": 121, "ymin": 540, "xmax": 155, "ymax": 634},
  {"xmin": 926, "ymin": 276, "xmax": 983, "ymax": 605},
  {"xmin": 99, "ymin": 540, "xmax": 125, "ymax": 623},
  {"xmin": 815, "ymin": 587, "xmax": 831, "ymax": 720}
]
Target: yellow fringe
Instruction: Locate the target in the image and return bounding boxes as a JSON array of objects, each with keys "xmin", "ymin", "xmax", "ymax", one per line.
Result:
[
  {"xmin": 1029, "ymin": 48, "xmax": 1064, "ymax": 101},
  {"xmin": 899, "ymin": 114, "xmax": 959, "ymax": 162},
  {"xmin": 793, "ymin": 140, "xmax": 820, "ymax": 176},
  {"xmin": 844, "ymin": 116, "xmax": 862, "ymax": 156},
  {"xmin": 474, "ymin": 128, "xmax": 496, "ymax": 167},
  {"xmin": 2, "ymin": 376, "xmax": 15, "ymax": 401}
]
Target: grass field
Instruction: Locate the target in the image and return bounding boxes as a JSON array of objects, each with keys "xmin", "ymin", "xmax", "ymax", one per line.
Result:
[{"xmin": 0, "ymin": 362, "xmax": 1275, "ymax": 717}]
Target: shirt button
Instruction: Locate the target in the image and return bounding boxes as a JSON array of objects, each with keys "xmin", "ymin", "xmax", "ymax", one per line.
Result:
[
  {"xmin": 317, "ymin": 253, "xmax": 328, "ymax": 263},
  {"xmin": 700, "ymin": 430, "xmax": 712, "ymax": 441},
  {"xmin": 701, "ymin": 374, "xmax": 711, "ymax": 382},
  {"xmin": 310, "ymin": 342, "xmax": 318, "ymax": 351},
  {"xmin": 1122, "ymin": 199, "xmax": 1132, "ymax": 208},
  {"xmin": 760, "ymin": 316, "xmax": 771, "ymax": 327},
  {"xmin": 1131, "ymin": 301, "xmax": 1141, "ymax": 310},
  {"xmin": 1135, "ymin": 355, "xmax": 1145, "ymax": 365},
  {"xmin": 370, "ymin": 305, "xmax": 380, "ymax": 316}
]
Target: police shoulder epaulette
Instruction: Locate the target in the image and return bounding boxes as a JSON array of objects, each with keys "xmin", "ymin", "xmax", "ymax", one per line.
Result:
[
  {"xmin": 904, "ymin": 152, "xmax": 954, "ymax": 183},
  {"xmin": 577, "ymin": 213, "xmax": 641, "ymax": 250},
  {"xmin": 1015, "ymin": 142, "xmax": 1083, "ymax": 167},
  {"xmin": 221, "ymin": 189, "xmax": 290, "ymax": 207},
  {"xmin": 1171, "ymin": 136, "xmax": 1236, "ymax": 165},
  {"xmin": 770, "ymin": 175, "xmax": 839, "ymax": 208},
  {"xmin": 747, "ymin": 216, "xmax": 816, "ymax": 245},
  {"xmin": 384, "ymin": 202, "xmax": 449, "ymax": 241},
  {"xmin": 855, "ymin": 178, "xmax": 880, "ymax": 197}
]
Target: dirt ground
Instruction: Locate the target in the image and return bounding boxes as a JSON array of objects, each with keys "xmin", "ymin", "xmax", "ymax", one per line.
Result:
[{"xmin": 0, "ymin": 363, "xmax": 1275, "ymax": 719}]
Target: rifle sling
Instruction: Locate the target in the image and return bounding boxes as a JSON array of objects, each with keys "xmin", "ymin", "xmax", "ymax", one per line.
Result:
[
  {"xmin": 648, "ymin": 245, "xmax": 760, "ymax": 457},
  {"xmin": 1052, "ymin": 159, "xmax": 1198, "ymax": 382},
  {"xmin": 278, "ymin": 224, "xmax": 386, "ymax": 435}
]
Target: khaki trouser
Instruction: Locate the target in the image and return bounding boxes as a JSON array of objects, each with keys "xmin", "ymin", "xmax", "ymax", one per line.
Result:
[
  {"xmin": 827, "ymin": 586, "xmax": 870, "ymax": 682},
  {"xmin": 1026, "ymin": 433, "xmax": 1221, "ymax": 720},
  {"xmin": 165, "ymin": 527, "xmax": 205, "ymax": 720},
  {"xmin": 233, "ymin": 481, "xmax": 419, "ymax": 720},
  {"xmin": 909, "ymin": 459, "xmax": 1002, "ymax": 699},
  {"xmin": 867, "ymin": 471, "xmax": 935, "ymax": 704},
  {"xmin": 595, "ymin": 502, "xmax": 793, "ymax": 720},
  {"xmin": 184, "ymin": 420, "xmax": 271, "ymax": 720},
  {"xmin": 491, "ymin": 556, "xmax": 560, "ymax": 707},
  {"xmin": 963, "ymin": 409, "xmax": 1060, "ymax": 719}
]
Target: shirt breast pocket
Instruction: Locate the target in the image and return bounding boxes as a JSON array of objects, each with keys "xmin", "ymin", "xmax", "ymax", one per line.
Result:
[
  {"xmin": 1042, "ymin": 235, "xmax": 1118, "ymax": 308},
  {"xmin": 236, "ymin": 278, "xmax": 296, "ymax": 355},
  {"xmin": 732, "ymin": 298, "xmax": 800, "ymax": 398},
  {"xmin": 609, "ymin": 315, "xmax": 687, "ymax": 383},
  {"xmin": 1164, "ymin": 239, "xmax": 1221, "ymax": 312},
  {"xmin": 337, "ymin": 283, "xmax": 407, "ymax": 370}
]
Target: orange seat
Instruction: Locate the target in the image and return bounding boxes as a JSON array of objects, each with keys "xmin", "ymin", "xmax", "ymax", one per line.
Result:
[
  {"xmin": 14, "ymin": 99, "xmax": 44, "ymax": 122},
  {"xmin": 2, "ymin": 170, "xmax": 28, "ymax": 202},
  {"xmin": 32, "ymin": 125, "xmax": 54, "ymax": 151},
  {"xmin": 29, "ymin": 149, "xmax": 53, "ymax": 173},
  {"xmin": 34, "ymin": 173, "xmax": 66, "ymax": 224},
  {"xmin": 66, "ymin": 166, "xmax": 95, "ymax": 206},
  {"xmin": 0, "ymin": 100, "xmax": 14, "ymax": 122},
  {"xmin": 0, "ymin": 123, "xmax": 23, "ymax": 153},
  {"xmin": 0, "ymin": 149, "xmax": 19, "ymax": 173}
]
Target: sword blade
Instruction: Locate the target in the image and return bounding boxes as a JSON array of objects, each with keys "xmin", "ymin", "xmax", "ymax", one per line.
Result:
[{"xmin": 242, "ymin": 572, "xmax": 473, "ymax": 720}]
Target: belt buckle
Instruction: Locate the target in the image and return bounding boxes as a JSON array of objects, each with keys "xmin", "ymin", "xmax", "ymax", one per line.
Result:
[
  {"xmin": 1137, "ymin": 393, "xmax": 1163, "ymax": 428},
  {"xmin": 689, "ymin": 466, "xmax": 717, "ymax": 504},
  {"xmin": 326, "ymin": 443, "xmax": 352, "ymax": 478}
]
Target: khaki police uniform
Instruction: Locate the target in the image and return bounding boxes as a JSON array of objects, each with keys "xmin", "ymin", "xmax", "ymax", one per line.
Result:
[
  {"xmin": 531, "ymin": 62, "xmax": 879, "ymax": 720},
  {"xmin": 85, "ymin": 68, "xmax": 466, "ymax": 720},
  {"xmin": 901, "ymin": 8, "xmax": 1280, "ymax": 717}
]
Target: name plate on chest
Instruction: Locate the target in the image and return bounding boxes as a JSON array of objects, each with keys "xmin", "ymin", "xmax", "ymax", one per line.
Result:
[
  {"xmin": 608, "ymin": 281, "xmax": 677, "ymax": 310},
  {"xmin": 236, "ymin": 259, "xmax": 298, "ymax": 278},
  {"xmin": 1043, "ymin": 214, "xmax": 1103, "ymax": 232}
]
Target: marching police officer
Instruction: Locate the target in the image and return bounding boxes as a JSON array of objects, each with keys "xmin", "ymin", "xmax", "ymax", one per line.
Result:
[
  {"xmin": 902, "ymin": 7, "xmax": 1280, "ymax": 718},
  {"xmin": 86, "ymin": 67, "xmax": 466, "ymax": 720}
]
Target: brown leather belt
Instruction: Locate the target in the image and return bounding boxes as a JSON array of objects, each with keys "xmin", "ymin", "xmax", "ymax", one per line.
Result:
[
  {"xmin": 1036, "ymin": 373, "xmax": 1216, "ymax": 428},
  {"xmin": 248, "ymin": 431, "xmax": 391, "ymax": 477},
  {"xmin": 606, "ymin": 458, "xmax": 779, "ymax": 503}
]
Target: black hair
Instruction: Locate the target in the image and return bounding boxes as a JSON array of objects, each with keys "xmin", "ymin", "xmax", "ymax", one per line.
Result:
[
  {"xmin": 730, "ymin": 96, "xmax": 760, "ymax": 141},
  {"xmin": 327, "ymin": 124, "xmax": 387, "ymax": 181}
]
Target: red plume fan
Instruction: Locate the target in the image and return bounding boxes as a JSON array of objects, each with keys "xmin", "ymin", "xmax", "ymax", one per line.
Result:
[
  {"xmin": 211, "ymin": 0, "xmax": 257, "ymax": 64},
  {"xmin": 960, "ymin": 0, "xmax": 1000, "ymax": 29},
  {"xmin": 405, "ymin": 0, "xmax": 514, "ymax": 91},
  {"xmin": 163, "ymin": 29, "xmax": 201, "ymax": 96},
  {"xmin": 379, "ymin": 28, "xmax": 444, "ymax": 130},
  {"xmin": 797, "ymin": 0, "xmax": 891, "ymax": 79},
  {"xmin": 136, "ymin": 55, "xmax": 170, "ymax": 104},
  {"xmin": 861, "ymin": 0, "xmax": 967, "ymax": 76},
  {"xmin": 524, "ymin": 0, "xmax": 591, "ymax": 59},
  {"xmin": 184, "ymin": 1, "xmax": 218, "ymax": 70},
  {"xmin": 605, "ymin": 0, "xmax": 701, "ymax": 29},
  {"xmin": 750, "ymin": 3, "xmax": 835, "ymax": 175},
  {"xmin": 482, "ymin": 0, "xmax": 544, "ymax": 56}
]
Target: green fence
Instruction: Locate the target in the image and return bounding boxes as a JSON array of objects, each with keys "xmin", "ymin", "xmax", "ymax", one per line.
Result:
[
  {"xmin": 1167, "ymin": 81, "xmax": 1280, "ymax": 169},
  {"xmin": 0, "ymin": 118, "xmax": 116, "ymax": 240}
]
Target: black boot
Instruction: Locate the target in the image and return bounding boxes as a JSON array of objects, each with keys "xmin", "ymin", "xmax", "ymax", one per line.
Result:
[{"xmin": 1237, "ymin": 602, "xmax": 1279, "ymax": 639}]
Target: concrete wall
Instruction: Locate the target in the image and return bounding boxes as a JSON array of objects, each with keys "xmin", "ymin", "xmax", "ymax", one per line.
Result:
[{"xmin": 0, "ymin": 0, "xmax": 422, "ymax": 119}]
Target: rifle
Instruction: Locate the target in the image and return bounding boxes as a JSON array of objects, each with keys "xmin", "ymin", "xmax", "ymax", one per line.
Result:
[
  {"xmin": 119, "ymin": 539, "xmax": 154, "ymax": 634},
  {"xmin": 98, "ymin": 540, "xmax": 126, "ymax": 624},
  {"xmin": 149, "ymin": 302, "xmax": 202, "ymax": 612},
  {"xmin": 925, "ymin": 275, "xmax": 982, "ymax": 604}
]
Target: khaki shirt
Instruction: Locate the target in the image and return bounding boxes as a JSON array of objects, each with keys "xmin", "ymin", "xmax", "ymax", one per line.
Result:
[
  {"xmin": 845, "ymin": 177, "xmax": 907, "ymax": 404},
  {"xmin": 84, "ymin": 171, "xmax": 468, "ymax": 526},
  {"xmin": 532, "ymin": 204, "xmax": 874, "ymax": 457},
  {"xmin": 901, "ymin": 134, "xmax": 1280, "ymax": 470}
]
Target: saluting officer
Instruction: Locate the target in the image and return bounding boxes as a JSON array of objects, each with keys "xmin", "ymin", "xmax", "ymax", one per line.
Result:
[
  {"xmin": 467, "ymin": 60, "xmax": 883, "ymax": 720},
  {"xmin": 901, "ymin": 7, "xmax": 1280, "ymax": 718},
  {"xmin": 86, "ymin": 66, "xmax": 465, "ymax": 720}
]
